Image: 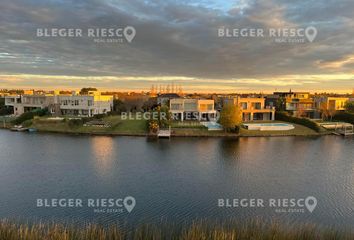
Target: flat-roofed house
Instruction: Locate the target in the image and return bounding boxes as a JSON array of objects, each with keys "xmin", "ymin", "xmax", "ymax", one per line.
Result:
[
  {"xmin": 170, "ymin": 98, "xmax": 216, "ymax": 121},
  {"xmin": 5, "ymin": 94, "xmax": 55, "ymax": 116},
  {"xmin": 223, "ymin": 96, "xmax": 275, "ymax": 121},
  {"xmin": 314, "ymin": 96, "xmax": 349, "ymax": 111},
  {"xmin": 274, "ymin": 91, "xmax": 315, "ymax": 118},
  {"xmin": 53, "ymin": 91, "xmax": 113, "ymax": 117}
]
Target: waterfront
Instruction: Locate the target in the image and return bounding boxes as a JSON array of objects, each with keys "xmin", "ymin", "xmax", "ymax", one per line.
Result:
[{"xmin": 0, "ymin": 130, "xmax": 353, "ymax": 229}]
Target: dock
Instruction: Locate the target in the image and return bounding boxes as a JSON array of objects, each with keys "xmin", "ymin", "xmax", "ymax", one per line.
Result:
[
  {"xmin": 158, "ymin": 126, "xmax": 171, "ymax": 138},
  {"xmin": 333, "ymin": 123, "xmax": 354, "ymax": 136}
]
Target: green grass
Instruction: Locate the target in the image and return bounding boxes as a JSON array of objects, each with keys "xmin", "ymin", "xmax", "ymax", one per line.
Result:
[
  {"xmin": 0, "ymin": 116, "xmax": 15, "ymax": 128},
  {"xmin": 28, "ymin": 115, "xmax": 148, "ymax": 135},
  {"xmin": 0, "ymin": 219, "xmax": 352, "ymax": 240}
]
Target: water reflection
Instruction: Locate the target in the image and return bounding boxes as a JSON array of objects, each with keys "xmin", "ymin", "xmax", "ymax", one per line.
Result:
[{"xmin": 91, "ymin": 136, "xmax": 114, "ymax": 176}]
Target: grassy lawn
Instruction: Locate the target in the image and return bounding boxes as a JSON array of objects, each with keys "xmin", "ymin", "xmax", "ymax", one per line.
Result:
[
  {"xmin": 105, "ymin": 115, "xmax": 147, "ymax": 134},
  {"xmin": 0, "ymin": 116, "xmax": 16, "ymax": 128},
  {"xmin": 29, "ymin": 115, "xmax": 148, "ymax": 135},
  {"xmin": 8, "ymin": 114, "xmax": 326, "ymax": 137}
]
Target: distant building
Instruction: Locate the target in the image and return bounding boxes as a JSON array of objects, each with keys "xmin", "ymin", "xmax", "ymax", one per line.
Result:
[
  {"xmin": 170, "ymin": 98, "xmax": 216, "ymax": 121},
  {"xmin": 157, "ymin": 93, "xmax": 181, "ymax": 106}
]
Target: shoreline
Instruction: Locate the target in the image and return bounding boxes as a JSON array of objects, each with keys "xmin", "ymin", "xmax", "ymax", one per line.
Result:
[{"xmin": 0, "ymin": 126, "xmax": 332, "ymax": 138}]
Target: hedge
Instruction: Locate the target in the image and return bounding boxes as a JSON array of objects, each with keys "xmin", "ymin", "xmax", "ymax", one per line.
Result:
[
  {"xmin": 333, "ymin": 112, "xmax": 354, "ymax": 125},
  {"xmin": 12, "ymin": 108, "xmax": 48, "ymax": 125},
  {"xmin": 275, "ymin": 111, "xmax": 321, "ymax": 132}
]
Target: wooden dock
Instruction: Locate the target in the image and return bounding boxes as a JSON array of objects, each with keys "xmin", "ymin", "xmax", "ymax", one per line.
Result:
[
  {"xmin": 157, "ymin": 126, "xmax": 171, "ymax": 138},
  {"xmin": 333, "ymin": 123, "xmax": 354, "ymax": 136}
]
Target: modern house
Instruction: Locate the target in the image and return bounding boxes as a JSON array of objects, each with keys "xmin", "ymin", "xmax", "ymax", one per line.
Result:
[
  {"xmin": 314, "ymin": 96, "xmax": 349, "ymax": 111},
  {"xmin": 5, "ymin": 90, "xmax": 113, "ymax": 117},
  {"xmin": 51, "ymin": 91, "xmax": 113, "ymax": 117},
  {"xmin": 170, "ymin": 98, "xmax": 216, "ymax": 121},
  {"xmin": 274, "ymin": 91, "xmax": 316, "ymax": 118},
  {"xmin": 223, "ymin": 96, "xmax": 275, "ymax": 121},
  {"xmin": 5, "ymin": 94, "xmax": 55, "ymax": 116}
]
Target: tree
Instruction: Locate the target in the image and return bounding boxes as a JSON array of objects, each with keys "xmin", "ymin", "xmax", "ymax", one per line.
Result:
[
  {"xmin": 80, "ymin": 87, "xmax": 97, "ymax": 95},
  {"xmin": 320, "ymin": 102, "xmax": 337, "ymax": 121},
  {"xmin": 113, "ymin": 99, "xmax": 127, "ymax": 114},
  {"xmin": 319, "ymin": 102, "xmax": 330, "ymax": 120},
  {"xmin": 142, "ymin": 97, "xmax": 158, "ymax": 112},
  {"xmin": 295, "ymin": 104, "xmax": 305, "ymax": 118},
  {"xmin": 345, "ymin": 101, "xmax": 354, "ymax": 113},
  {"xmin": 0, "ymin": 98, "xmax": 12, "ymax": 116},
  {"xmin": 157, "ymin": 105, "xmax": 171, "ymax": 128},
  {"xmin": 219, "ymin": 103, "xmax": 243, "ymax": 132},
  {"xmin": 276, "ymin": 97, "xmax": 286, "ymax": 111}
]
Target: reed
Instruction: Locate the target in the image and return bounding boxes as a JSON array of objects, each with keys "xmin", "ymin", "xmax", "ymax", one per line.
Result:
[{"xmin": 0, "ymin": 219, "xmax": 352, "ymax": 240}]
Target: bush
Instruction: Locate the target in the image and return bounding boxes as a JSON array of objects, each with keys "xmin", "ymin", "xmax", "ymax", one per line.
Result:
[
  {"xmin": 92, "ymin": 114, "xmax": 105, "ymax": 119},
  {"xmin": 12, "ymin": 108, "xmax": 48, "ymax": 125},
  {"xmin": 276, "ymin": 111, "xmax": 321, "ymax": 132},
  {"xmin": 333, "ymin": 112, "xmax": 354, "ymax": 124},
  {"xmin": 68, "ymin": 119, "xmax": 84, "ymax": 128}
]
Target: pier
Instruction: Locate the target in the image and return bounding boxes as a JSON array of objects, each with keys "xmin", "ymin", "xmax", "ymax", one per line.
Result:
[
  {"xmin": 157, "ymin": 126, "xmax": 171, "ymax": 138},
  {"xmin": 333, "ymin": 123, "xmax": 354, "ymax": 136}
]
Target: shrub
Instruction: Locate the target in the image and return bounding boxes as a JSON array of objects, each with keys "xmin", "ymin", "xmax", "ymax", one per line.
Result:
[
  {"xmin": 12, "ymin": 108, "xmax": 48, "ymax": 125},
  {"xmin": 68, "ymin": 119, "xmax": 84, "ymax": 128},
  {"xmin": 276, "ymin": 111, "xmax": 321, "ymax": 132},
  {"xmin": 92, "ymin": 114, "xmax": 105, "ymax": 119},
  {"xmin": 333, "ymin": 112, "xmax": 354, "ymax": 124}
]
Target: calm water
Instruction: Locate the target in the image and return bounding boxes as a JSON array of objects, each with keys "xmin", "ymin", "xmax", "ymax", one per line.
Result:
[{"xmin": 0, "ymin": 130, "xmax": 353, "ymax": 229}]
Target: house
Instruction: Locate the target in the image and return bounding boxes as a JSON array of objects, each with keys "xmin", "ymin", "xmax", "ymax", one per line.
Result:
[
  {"xmin": 157, "ymin": 93, "xmax": 181, "ymax": 106},
  {"xmin": 314, "ymin": 96, "xmax": 349, "ymax": 111},
  {"xmin": 170, "ymin": 98, "xmax": 216, "ymax": 121},
  {"xmin": 274, "ymin": 91, "xmax": 316, "ymax": 118},
  {"xmin": 5, "ymin": 90, "xmax": 113, "ymax": 117},
  {"xmin": 5, "ymin": 94, "xmax": 55, "ymax": 116},
  {"xmin": 223, "ymin": 96, "xmax": 275, "ymax": 121},
  {"xmin": 51, "ymin": 91, "xmax": 113, "ymax": 117}
]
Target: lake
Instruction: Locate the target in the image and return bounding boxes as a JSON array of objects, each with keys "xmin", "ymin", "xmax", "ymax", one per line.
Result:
[{"xmin": 0, "ymin": 130, "xmax": 353, "ymax": 229}]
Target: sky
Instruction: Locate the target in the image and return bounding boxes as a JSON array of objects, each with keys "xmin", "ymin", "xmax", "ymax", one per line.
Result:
[{"xmin": 0, "ymin": 0, "xmax": 353, "ymax": 93}]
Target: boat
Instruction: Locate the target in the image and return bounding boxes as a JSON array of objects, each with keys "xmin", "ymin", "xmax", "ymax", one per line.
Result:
[
  {"xmin": 28, "ymin": 128, "xmax": 38, "ymax": 132},
  {"xmin": 10, "ymin": 125, "xmax": 29, "ymax": 132}
]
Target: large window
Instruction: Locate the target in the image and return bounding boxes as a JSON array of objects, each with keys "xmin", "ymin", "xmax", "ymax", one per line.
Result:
[
  {"xmin": 241, "ymin": 102, "xmax": 247, "ymax": 110},
  {"xmin": 252, "ymin": 102, "xmax": 261, "ymax": 109},
  {"xmin": 171, "ymin": 103, "xmax": 182, "ymax": 110}
]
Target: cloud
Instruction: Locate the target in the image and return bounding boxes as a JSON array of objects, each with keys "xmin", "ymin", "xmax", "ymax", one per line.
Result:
[{"xmin": 0, "ymin": 0, "xmax": 353, "ymax": 92}]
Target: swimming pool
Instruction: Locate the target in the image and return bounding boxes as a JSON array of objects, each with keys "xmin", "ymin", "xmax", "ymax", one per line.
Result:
[
  {"xmin": 201, "ymin": 121, "xmax": 223, "ymax": 131},
  {"xmin": 243, "ymin": 123, "xmax": 294, "ymax": 131}
]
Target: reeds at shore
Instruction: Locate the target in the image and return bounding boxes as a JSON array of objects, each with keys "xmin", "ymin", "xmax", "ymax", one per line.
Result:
[{"xmin": 0, "ymin": 219, "xmax": 352, "ymax": 240}]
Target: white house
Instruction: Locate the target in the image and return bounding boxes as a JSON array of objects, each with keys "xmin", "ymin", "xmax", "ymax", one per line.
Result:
[{"xmin": 52, "ymin": 91, "xmax": 113, "ymax": 117}]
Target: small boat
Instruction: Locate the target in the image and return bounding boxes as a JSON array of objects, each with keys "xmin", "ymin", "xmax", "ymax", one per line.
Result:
[
  {"xmin": 28, "ymin": 128, "xmax": 38, "ymax": 132},
  {"xmin": 10, "ymin": 125, "xmax": 29, "ymax": 132},
  {"xmin": 17, "ymin": 127, "xmax": 29, "ymax": 132}
]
